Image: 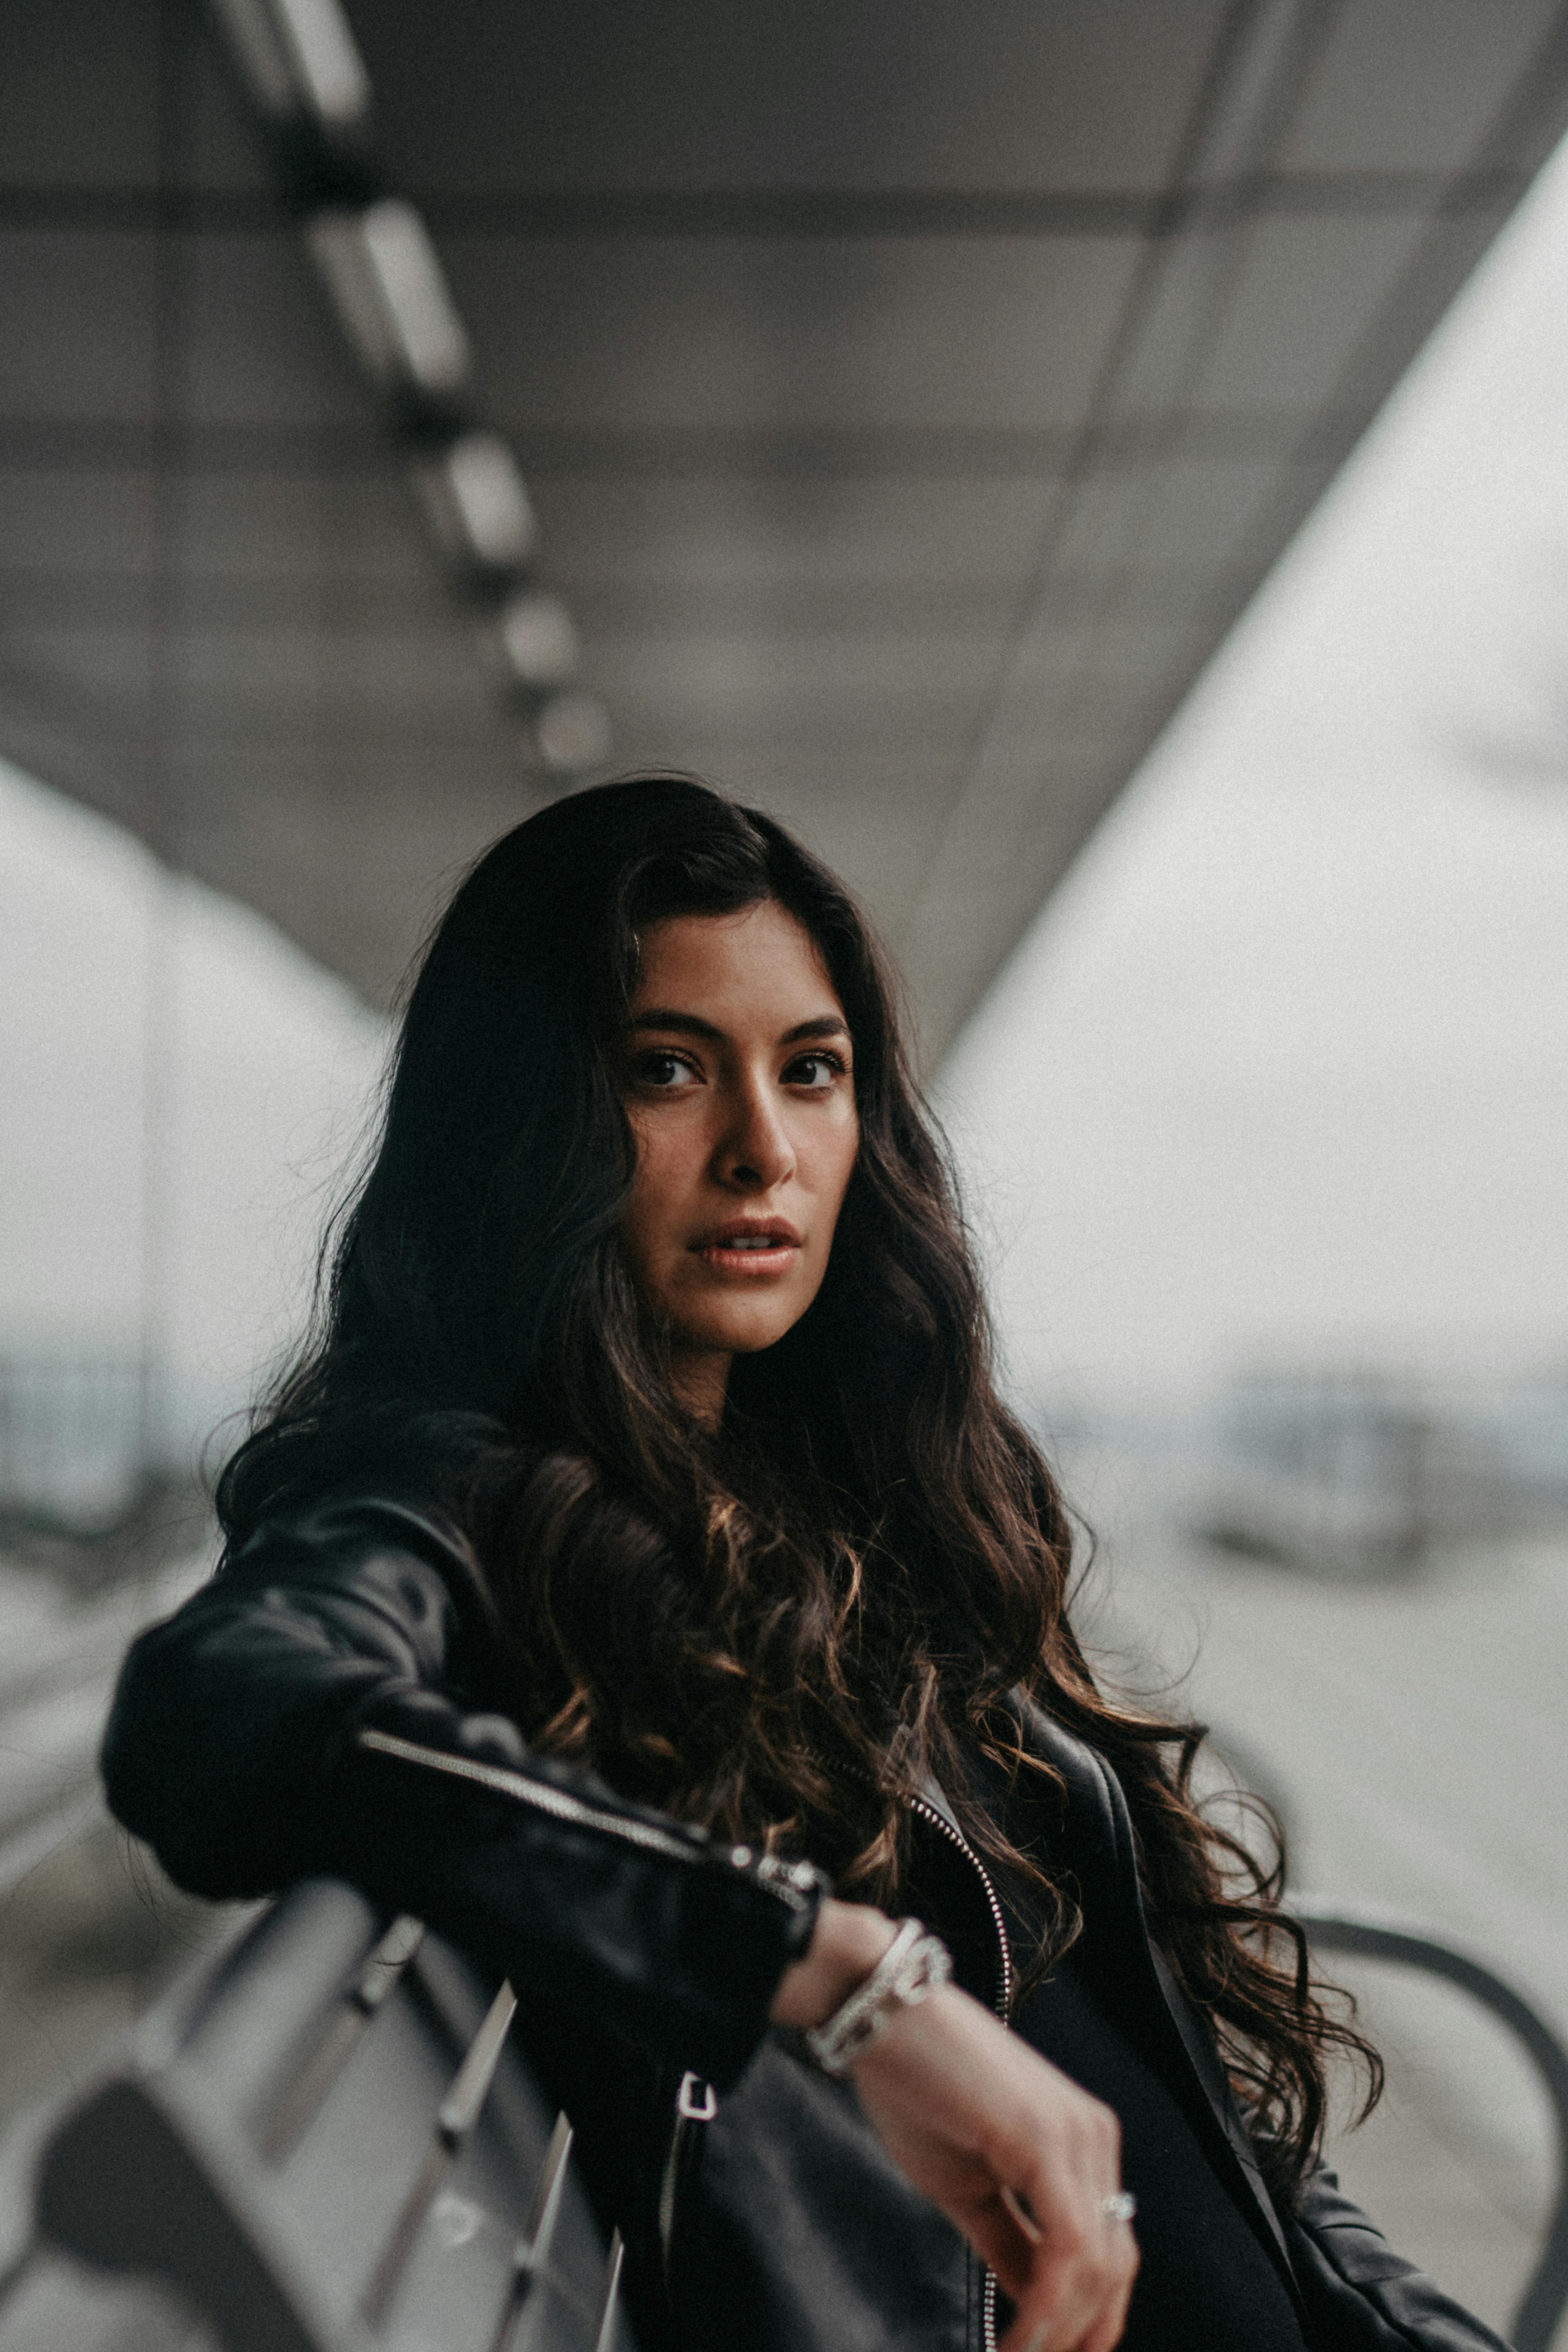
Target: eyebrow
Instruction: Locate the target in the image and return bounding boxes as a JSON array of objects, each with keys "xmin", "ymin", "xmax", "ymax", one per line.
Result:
[{"xmin": 628, "ymin": 1009, "xmax": 850, "ymax": 1047}]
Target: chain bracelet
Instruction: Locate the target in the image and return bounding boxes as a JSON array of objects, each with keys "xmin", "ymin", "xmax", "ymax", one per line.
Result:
[{"xmin": 801, "ymin": 1915, "xmax": 954, "ymax": 2078}]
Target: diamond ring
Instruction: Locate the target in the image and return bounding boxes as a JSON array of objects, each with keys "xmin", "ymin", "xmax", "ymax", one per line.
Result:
[{"xmin": 1101, "ymin": 2190, "xmax": 1137, "ymax": 2225}]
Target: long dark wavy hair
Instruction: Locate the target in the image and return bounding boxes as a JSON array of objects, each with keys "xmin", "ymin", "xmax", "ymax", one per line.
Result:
[{"xmin": 218, "ymin": 774, "xmax": 1377, "ymax": 2190}]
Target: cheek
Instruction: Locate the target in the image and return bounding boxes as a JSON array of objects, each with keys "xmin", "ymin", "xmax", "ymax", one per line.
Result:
[
  {"xmin": 623, "ymin": 1120, "xmax": 697, "ymax": 1249},
  {"xmin": 808, "ymin": 1117, "xmax": 860, "ymax": 1236}
]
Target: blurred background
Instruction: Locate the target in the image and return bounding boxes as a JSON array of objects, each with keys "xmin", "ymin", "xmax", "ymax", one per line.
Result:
[{"xmin": 2, "ymin": 0, "xmax": 1567, "ymax": 2339}]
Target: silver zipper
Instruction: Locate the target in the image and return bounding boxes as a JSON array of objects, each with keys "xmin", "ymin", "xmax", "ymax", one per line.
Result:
[
  {"xmin": 677, "ymin": 2071, "xmax": 717, "ymax": 2121},
  {"xmin": 981, "ymin": 2267, "xmax": 999, "ymax": 2352},
  {"xmin": 905, "ymin": 1794, "xmax": 1013, "ymax": 2019},
  {"xmin": 657, "ymin": 2095, "xmax": 686, "ymax": 2286},
  {"xmin": 358, "ymin": 1727, "xmax": 712, "ymax": 1865},
  {"xmin": 657, "ymin": 2071, "xmax": 716, "ymax": 2293},
  {"xmin": 359, "ymin": 1729, "xmax": 823, "ymax": 1911},
  {"xmin": 906, "ymin": 1793, "xmax": 1011, "ymax": 2352}
]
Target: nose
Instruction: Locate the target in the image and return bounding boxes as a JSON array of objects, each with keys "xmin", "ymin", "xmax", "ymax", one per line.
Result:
[{"xmin": 713, "ymin": 1070, "xmax": 795, "ymax": 1192}]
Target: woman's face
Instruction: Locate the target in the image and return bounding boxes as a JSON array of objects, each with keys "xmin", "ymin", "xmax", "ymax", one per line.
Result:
[{"xmin": 617, "ymin": 898, "xmax": 860, "ymax": 1426}]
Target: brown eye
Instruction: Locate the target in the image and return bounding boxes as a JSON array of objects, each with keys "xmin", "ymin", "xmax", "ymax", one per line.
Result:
[
  {"xmin": 786, "ymin": 1051, "xmax": 846, "ymax": 1090},
  {"xmin": 632, "ymin": 1049, "xmax": 700, "ymax": 1089}
]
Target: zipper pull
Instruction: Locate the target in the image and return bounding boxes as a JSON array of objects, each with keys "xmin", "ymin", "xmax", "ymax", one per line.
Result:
[
  {"xmin": 677, "ymin": 2071, "xmax": 717, "ymax": 2122},
  {"xmin": 660, "ymin": 2071, "xmax": 717, "ymax": 2281}
]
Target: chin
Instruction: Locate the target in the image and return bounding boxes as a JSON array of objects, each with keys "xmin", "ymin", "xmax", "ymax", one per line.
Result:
[
  {"xmin": 716, "ymin": 1320, "xmax": 797, "ymax": 1356},
  {"xmin": 682, "ymin": 1306, "xmax": 801, "ymax": 1356}
]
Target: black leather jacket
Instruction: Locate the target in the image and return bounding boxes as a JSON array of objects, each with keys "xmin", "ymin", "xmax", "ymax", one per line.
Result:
[{"xmin": 102, "ymin": 1492, "xmax": 1511, "ymax": 2352}]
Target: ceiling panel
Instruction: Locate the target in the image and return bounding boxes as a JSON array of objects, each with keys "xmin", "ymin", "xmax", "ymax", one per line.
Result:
[
  {"xmin": 0, "ymin": 572, "xmax": 445, "ymax": 633},
  {"xmin": 0, "ymin": 0, "xmax": 160, "ymax": 189},
  {"xmin": 1046, "ymin": 454, "xmax": 1292, "ymax": 581},
  {"xmin": 1280, "ymin": 0, "xmax": 1562, "ymax": 174},
  {"xmin": 176, "ymin": 474, "xmax": 431, "ymax": 584},
  {"xmin": 170, "ymin": 755, "xmax": 534, "ymax": 1001},
  {"xmin": 586, "ymin": 632, "xmax": 994, "ymax": 751},
  {"xmin": 183, "ymin": 237, "xmax": 367, "ymax": 428},
  {"xmin": 4, "ymin": 626, "xmax": 155, "ymax": 706},
  {"xmin": 1191, "ymin": 213, "xmax": 1436, "ymax": 415},
  {"xmin": 0, "ymin": 234, "xmax": 157, "ymax": 420},
  {"xmin": 455, "ymin": 236, "xmax": 1143, "ymax": 436},
  {"xmin": 529, "ymin": 476, "xmax": 1062, "ymax": 589},
  {"xmin": 1011, "ymin": 615, "xmax": 1212, "ymax": 702},
  {"xmin": 0, "ymin": 474, "xmax": 155, "ymax": 571},
  {"xmin": 356, "ymin": 0, "xmax": 1230, "ymax": 196}
]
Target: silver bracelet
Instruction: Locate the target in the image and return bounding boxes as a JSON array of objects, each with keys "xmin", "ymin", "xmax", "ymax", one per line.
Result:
[{"xmin": 802, "ymin": 1916, "xmax": 954, "ymax": 2078}]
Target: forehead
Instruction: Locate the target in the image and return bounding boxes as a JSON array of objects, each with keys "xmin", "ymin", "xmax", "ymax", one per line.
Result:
[{"xmin": 630, "ymin": 902, "xmax": 843, "ymax": 1015}]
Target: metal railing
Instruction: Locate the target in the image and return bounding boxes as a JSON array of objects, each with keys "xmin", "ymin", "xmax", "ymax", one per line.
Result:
[
  {"xmin": 0, "ymin": 1880, "xmax": 632, "ymax": 2352},
  {"xmin": 0, "ymin": 1550, "xmax": 207, "ymax": 1904},
  {"xmin": 1296, "ymin": 1901, "xmax": 1568, "ymax": 2352},
  {"xmin": 0, "ymin": 1874, "xmax": 1559, "ymax": 2350}
]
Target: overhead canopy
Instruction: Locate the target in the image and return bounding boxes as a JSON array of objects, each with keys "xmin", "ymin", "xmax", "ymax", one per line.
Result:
[{"xmin": 4, "ymin": 0, "xmax": 1568, "ymax": 1057}]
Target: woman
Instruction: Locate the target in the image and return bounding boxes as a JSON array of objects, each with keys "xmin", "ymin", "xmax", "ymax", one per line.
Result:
[{"xmin": 104, "ymin": 778, "xmax": 1506, "ymax": 2352}]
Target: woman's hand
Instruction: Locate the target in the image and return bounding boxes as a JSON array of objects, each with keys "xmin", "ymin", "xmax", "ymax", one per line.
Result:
[
  {"xmin": 773, "ymin": 1902, "xmax": 1137, "ymax": 2352},
  {"xmin": 851, "ymin": 1981, "xmax": 1137, "ymax": 2352}
]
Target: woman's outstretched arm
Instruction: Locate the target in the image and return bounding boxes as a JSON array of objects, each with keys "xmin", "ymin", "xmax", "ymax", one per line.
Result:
[
  {"xmin": 105, "ymin": 1488, "xmax": 1133, "ymax": 2349},
  {"xmin": 775, "ymin": 1902, "xmax": 1138, "ymax": 2352},
  {"xmin": 102, "ymin": 1491, "xmax": 823, "ymax": 2090}
]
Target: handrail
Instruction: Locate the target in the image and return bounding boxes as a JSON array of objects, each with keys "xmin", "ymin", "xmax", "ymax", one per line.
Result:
[
  {"xmin": 1294, "ymin": 1900, "xmax": 1568, "ymax": 2352},
  {"xmin": 12, "ymin": 1880, "xmax": 633, "ymax": 2352}
]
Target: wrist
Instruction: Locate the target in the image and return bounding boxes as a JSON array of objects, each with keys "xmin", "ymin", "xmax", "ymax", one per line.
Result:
[
  {"xmin": 769, "ymin": 1900, "xmax": 899, "ymax": 2029},
  {"xmin": 800, "ymin": 1917, "xmax": 954, "ymax": 2076}
]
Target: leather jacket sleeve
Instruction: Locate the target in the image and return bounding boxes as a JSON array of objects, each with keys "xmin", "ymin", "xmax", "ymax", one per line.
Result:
[
  {"xmin": 100, "ymin": 1492, "xmax": 824, "ymax": 2091},
  {"xmin": 1285, "ymin": 2164, "xmax": 1515, "ymax": 2352},
  {"xmin": 1150, "ymin": 1953, "xmax": 1515, "ymax": 2352},
  {"xmin": 1024, "ymin": 1700, "xmax": 1517, "ymax": 2352},
  {"xmin": 1164, "ymin": 1949, "xmax": 1515, "ymax": 2351}
]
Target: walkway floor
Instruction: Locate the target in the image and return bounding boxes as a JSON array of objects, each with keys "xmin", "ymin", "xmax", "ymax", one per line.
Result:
[{"xmin": 1073, "ymin": 1459, "xmax": 1568, "ymax": 2347}]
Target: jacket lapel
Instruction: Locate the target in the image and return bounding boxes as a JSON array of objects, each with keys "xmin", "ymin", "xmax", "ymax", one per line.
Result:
[{"xmin": 1015, "ymin": 1699, "xmax": 1300, "ymax": 2293}]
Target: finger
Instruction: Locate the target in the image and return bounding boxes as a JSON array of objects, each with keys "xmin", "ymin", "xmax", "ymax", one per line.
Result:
[
  {"xmin": 1003, "ymin": 2235, "xmax": 1118, "ymax": 2352},
  {"xmin": 1000, "ymin": 2183, "xmax": 1043, "ymax": 2244},
  {"xmin": 976, "ymin": 2150, "xmax": 1081, "ymax": 2292},
  {"xmin": 984, "ymin": 2105, "xmax": 1127, "ymax": 2346},
  {"xmin": 1078, "ymin": 2251, "xmax": 1138, "ymax": 2352},
  {"xmin": 999, "ymin": 2188, "xmax": 1132, "ymax": 2352},
  {"xmin": 958, "ymin": 2190, "xmax": 1052, "ymax": 2304},
  {"xmin": 1016, "ymin": 2106, "xmax": 1121, "ymax": 2241},
  {"xmin": 1074, "ymin": 2210, "xmax": 1138, "ymax": 2352},
  {"xmin": 1001, "ymin": 2290, "xmax": 1123, "ymax": 2352}
]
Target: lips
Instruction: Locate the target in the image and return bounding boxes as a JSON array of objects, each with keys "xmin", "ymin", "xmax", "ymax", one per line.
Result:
[
  {"xmin": 690, "ymin": 1216, "xmax": 803, "ymax": 1273},
  {"xmin": 691, "ymin": 1218, "xmax": 802, "ymax": 1250}
]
